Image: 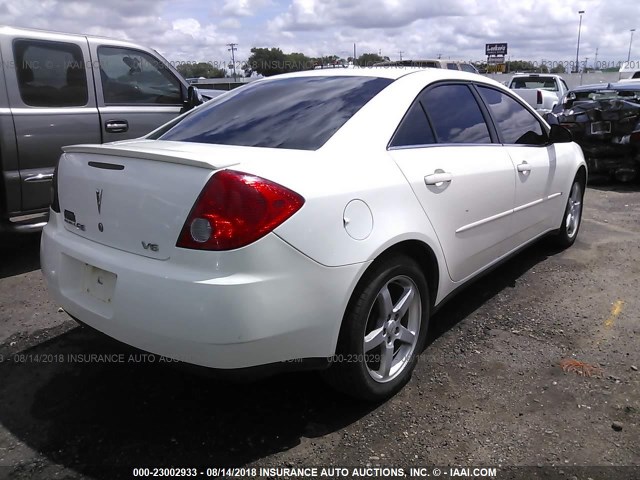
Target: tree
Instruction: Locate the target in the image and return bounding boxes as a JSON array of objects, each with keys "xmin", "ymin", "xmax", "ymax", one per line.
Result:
[
  {"xmin": 245, "ymin": 47, "xmax": 287, "ymax": 76},
  {"xmin": 287, "ymin": 52, "xmax": 314, "ymax": 72},
  {"xmin": 550, "ymin": 64, "xmax": 566, "ymax": 74},
  {"xmin": 176, "ymin": 62, "xmax": 225, "ymax": 79},
  {"xmin": 244, "ymin": 48, "xmax": 315, "ymax": 76},
  {"xmin": 356, "ymin": 53, "xmax": 385, "ymax": 66}
]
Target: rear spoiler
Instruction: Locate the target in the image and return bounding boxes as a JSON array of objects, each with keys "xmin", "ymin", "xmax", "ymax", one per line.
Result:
[{"xmin": 62, "ymin": 143, "xmax": 239, "ymax": 170}]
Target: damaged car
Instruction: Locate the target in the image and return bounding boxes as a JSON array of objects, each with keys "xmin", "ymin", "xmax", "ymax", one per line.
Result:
[{"xmin": 550, "ymin": 82, "xmax": 640, "ymax": 182}]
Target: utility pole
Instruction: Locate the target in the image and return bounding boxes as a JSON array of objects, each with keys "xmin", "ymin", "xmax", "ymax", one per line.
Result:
[
  {"xmin": 628, "ymin": 29, "xmax": 636, "ymax": 64},
  {"xmin": 437, "ymin": 53, "xmax": 442, "ymax": 59},
  {"xmin": 399, "ymin": 50, "xmax": 403, "ymax": 61},
  {"xmin": 594, "ymin": 47, "xmax": 598, "ymax": 70},
  {"xmin": 227, "ymin": 43, "xmax": 238, "ymax": 81}
]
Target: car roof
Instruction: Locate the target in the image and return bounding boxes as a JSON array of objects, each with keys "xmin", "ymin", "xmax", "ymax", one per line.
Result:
[
  {"xmin": 0, "ymin": 25, "xmax": 160, "ymax": 50},
  {"xmin": 258, "ymin": 65, "xmax": 501, "ymax": 85}
]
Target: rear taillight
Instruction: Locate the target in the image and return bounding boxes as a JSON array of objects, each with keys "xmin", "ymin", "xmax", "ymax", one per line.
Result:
[
  {"xmin": 537, "ymin": 90, "xmax": 543, "ymax": 104},
  {"xmin": 51, "ymin": 162, "xmax": 60, "ymax": 213},
  {"xmin": 176, "ymin": 169, "xmax": 304, "ymax": 251}
]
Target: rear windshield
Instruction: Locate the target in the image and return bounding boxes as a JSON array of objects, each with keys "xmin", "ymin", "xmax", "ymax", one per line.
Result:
[
  {"xmin": 511, "ymin": 77, "xmax": 558, "ymax": 91},
  {"xmin": 157, "ymin": 76, "xmax": 393, "ymax": 150}
]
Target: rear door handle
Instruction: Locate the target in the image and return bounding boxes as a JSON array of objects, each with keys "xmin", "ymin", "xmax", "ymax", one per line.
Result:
[
  {"xmin": 424, "ymin": 172, "xmax": 452, "ymax": 185},
  {"xmin": 105, "ymin": 120, "xmax": 129, "ymax": 133},
  {"xmin": 517, "ymin": 162, "xmax": 532, "ymax": 173}
]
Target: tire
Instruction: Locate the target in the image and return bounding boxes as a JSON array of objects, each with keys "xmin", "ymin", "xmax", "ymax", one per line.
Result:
[
  {"xmin": 323, "ymin": 254, "xmax": 429, "ymax": 402},
  {"xmin": 554, "ymin": 176, "xmax": 584, "ymax": 248}
]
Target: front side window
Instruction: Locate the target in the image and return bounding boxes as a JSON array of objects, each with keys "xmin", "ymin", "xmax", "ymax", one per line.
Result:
[
  {"xmin": 421, "ymin": 84, "xmax": 492, "ymax": 144},
  {"xmin": 13, "ymin": 39, "xmax": 88, "ymax": 107},
  {"xmin": 477, "ymin": 86, "xmax": 546, "ymax": 145},
  {"xmin": 157, "ymin": 76, "xmax": 392, "ymax": 150},
  {"xmin": 446, "ymin": 63, "xmax": 458, "ymax": 70},
  {"xmin": 98, "ymin": 47, "xmax": 181, "ymax": 105}
]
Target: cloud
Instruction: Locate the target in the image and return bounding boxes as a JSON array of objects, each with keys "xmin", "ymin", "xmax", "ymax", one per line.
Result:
[
  {"xmin": 269, "ymin": 0, "xmax": 475, "ymax": 32},
  {"xmin": 222, "ymin": 0, "xmax": 270, "ymax": 17},
  {"xmin": 0, "ymin": 0, "xmax": 637, "ymax": 66}
]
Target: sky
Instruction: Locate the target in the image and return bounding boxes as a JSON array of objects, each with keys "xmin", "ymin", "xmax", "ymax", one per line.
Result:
[{"xmin": 0, "ymin": 0, "xmax": 639, "ymax": 70}]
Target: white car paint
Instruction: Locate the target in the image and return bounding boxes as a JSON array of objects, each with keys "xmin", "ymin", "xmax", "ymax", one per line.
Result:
[{"xmin": 41, "ymin": 67, "xmax": 586, "ymax": 373}]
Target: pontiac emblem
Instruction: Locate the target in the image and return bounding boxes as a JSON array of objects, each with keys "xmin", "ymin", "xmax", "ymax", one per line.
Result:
[{"xmin": 96, "ymin": 189, "xmax": 103, "ymax": 214}]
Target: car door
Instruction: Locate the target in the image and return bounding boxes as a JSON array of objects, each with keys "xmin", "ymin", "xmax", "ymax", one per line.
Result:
[
  {"xmin": 388, "ymin": 83, "xmax": 517, "ymax": 283},
  {"xmin": 88, "ymin": 41, "xmax": 184, "ymax": 142},
  {"xmin": 3, "ymin": 34, "xmax": 101, "ymax": 212},
  {"xmin": 476, "ymin": 85, "xmax": 564, "ymax": 244}
]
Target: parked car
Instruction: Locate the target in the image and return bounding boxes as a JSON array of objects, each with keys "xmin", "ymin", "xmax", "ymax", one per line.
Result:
[
  {"xmin": 508, "ymin": 73, "xmax": 569, "ymax": 114},
  {"xmin": 373, "ymin": 59, "xmax": 479, "ymax": 73},
  {"xmin": 0, "ymin": 26, "xmax": 204, "ymax": 233},
  {"xmin": 41, "ymin": 68, "xmax": 586, "ymax": 401},
  {"xmin": 550, "ymin": 82, "xmax": 640, "ymax": 182}
]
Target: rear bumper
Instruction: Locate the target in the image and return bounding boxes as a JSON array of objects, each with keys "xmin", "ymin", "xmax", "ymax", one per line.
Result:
[
  {"xmin": 0, "ymin": 212, "xmax": 48, "ymax": 233},
  {"xmin": 41, "ymin": 211, "xmax": 364, "ymax": 369}
]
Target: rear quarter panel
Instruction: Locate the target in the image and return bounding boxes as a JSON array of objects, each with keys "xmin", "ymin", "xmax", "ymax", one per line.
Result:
[{"xmin": 236, "ymin": 72, "xmax": 455, "ymax": 302}]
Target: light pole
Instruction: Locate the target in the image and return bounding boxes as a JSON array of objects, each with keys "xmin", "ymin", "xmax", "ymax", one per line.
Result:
[
  {"xmin": 628, "ymin": 29, "xmax": 636, "ymax": 63},
  {"xmin": 575, "ymin": 10, "xmax": 585, "ymax": 73}
]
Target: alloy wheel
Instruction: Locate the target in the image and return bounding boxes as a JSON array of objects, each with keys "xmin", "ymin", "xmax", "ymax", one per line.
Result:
[{"xmin": 363, "ymin": 275, "xmax": 422, "ymax": 383}]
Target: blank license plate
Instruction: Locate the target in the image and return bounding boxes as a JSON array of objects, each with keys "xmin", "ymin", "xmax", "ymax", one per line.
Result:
[
  {"xmin": 590, "ymin": 121, "xmax": 611, "ymax": 134},
  {"xmin": 83, "ymin": 265, "xmax": 117, "ymax": 303}
]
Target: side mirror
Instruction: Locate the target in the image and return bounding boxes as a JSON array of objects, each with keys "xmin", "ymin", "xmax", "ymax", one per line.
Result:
[
  {"xmin": 548, "ymin": 124, "xmax": 573, "ymax": 143},
  {"xmin": 183, "ymin": 85, "xmax": 204, "ymax": 112}
]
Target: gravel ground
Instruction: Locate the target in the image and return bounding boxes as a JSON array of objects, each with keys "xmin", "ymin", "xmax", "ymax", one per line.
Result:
[{"xmin": 0, "ymin": 184, "xmax": 638, "ymax": 480}]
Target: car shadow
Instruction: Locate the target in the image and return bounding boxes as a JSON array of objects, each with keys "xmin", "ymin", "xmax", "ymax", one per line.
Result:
[
  {"xmin": 0, "ymin": 239, "xmax": 559, "ymax": 478},
  {"xmin": 0, "ymin": 231, "xmax": 42, "ymax": 279},
  {"xmin": 0, "ymin": 326, "xmax": 377, "ymax": 478},
  {"xmin": 587, "ymin": 177, "xmax": 640, "ymax": 193},
  {"xmin": 426, "ymin": 240, "xmax": 554, "ymax": 344}
]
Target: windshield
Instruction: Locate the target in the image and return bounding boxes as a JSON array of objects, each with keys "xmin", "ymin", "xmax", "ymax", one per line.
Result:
[{"xmin": 156, "ymin": 76, "xmax": 393, "ymax": 150}]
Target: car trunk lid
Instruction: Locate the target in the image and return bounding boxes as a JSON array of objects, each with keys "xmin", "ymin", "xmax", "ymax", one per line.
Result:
[{"xmin": 57, "ymin": 140, "xmax": 240, "ymax": 260}]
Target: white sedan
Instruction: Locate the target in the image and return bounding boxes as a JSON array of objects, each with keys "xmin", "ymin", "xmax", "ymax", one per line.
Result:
[{"xmin": 41, "ymin": 67, "xmax": 586, "ymax": 401}]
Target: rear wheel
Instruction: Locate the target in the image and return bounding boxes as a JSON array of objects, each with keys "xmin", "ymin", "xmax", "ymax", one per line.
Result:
[
  {"xmin": 554, "ymin": 176, "xmax": 584, "ymax": 248},
  {"xmin": 323, "ymin": 255, "xmax": 429, "ymax": 401}
]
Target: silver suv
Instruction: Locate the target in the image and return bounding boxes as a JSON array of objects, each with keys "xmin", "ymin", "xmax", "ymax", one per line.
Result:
[{"xmin": 0, "ymin": 26, "xmax": 202, "ymax": 232}]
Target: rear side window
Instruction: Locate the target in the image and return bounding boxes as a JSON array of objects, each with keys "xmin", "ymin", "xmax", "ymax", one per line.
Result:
[
  {"xmin": 477, "ymin": 86, "xmax": 546, "ymax": 145},
  {"xmin": 390, "ymin": 103, "xmax": 435, "ymax": 147},
  {"xmin": 13, "ymin": 39, "xmax": 88, "ymax": 107},
  {"xmin": 158, "ymin": 76, "xmax": 392, "ymax": 150},
  {"xmin": 421, "ymin": 84, "xmax": 492, "ymax": 144},
  {"xmin": 446, "ymin": 63, "xmax": 458, "ymax": 70}
]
